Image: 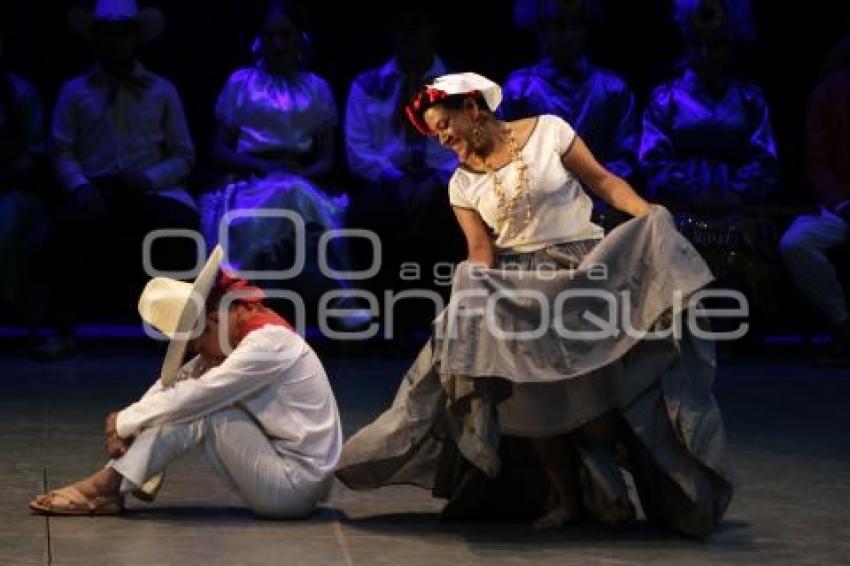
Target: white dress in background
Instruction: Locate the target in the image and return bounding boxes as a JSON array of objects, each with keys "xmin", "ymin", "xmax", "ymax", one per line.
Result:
[{"xmin": 200, "ymin": 67, "xmax": 347, "ymax": 290}]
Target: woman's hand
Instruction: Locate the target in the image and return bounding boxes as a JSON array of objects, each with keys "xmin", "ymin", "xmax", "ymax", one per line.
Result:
[{"xmin": 629, "ymin": 199, "xmax": 653, "ymax": 216}]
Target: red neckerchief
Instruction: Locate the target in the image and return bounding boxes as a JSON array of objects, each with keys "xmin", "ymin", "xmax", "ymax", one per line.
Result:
[
  {"xmin": 214, "ymin": 272, "xmax": 294, "ymax": 341},
  {"xmin": 237, "ymin": 306, "xmax": 293, "ymax": 341}
]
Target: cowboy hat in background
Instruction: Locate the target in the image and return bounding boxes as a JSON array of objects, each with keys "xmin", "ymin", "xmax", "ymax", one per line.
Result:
[{"xmin": 68, "ymin": 0, "xmax": 166, "ymax": 44}]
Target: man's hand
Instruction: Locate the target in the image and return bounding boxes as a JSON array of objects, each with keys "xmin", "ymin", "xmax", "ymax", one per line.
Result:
[{"xmin": 105, "ymin": 412, "xmax": 131, "ymax": 458}]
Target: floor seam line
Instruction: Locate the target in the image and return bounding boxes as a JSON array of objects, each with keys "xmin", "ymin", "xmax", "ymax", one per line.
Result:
[
  {"xmin": 333, "ymin": 519, "xmax": 355, "ymax": 566},
  {"xmin": 43, "ymin": 466, "xmax": 52, "ymax": 566}
]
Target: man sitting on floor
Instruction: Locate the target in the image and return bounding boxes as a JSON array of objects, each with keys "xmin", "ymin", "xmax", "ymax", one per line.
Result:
[{"xmin": 29, "ymin": 246, "xmax": 342, "ymax": 517}]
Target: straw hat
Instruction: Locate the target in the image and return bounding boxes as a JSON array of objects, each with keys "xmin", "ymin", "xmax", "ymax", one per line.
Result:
[
  {"xmin": 138, "ymin": 245, "xmax": 224, "ymax": 387},
  {"xmin": 69, "ymin": 0, "xmax": 166, "ymax": 44}
]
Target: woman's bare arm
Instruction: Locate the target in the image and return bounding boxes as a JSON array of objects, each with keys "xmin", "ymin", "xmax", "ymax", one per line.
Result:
[
  {"xmin": 562, "ymin": 135, "xmax": 651, "ymax": 217},
  {"xmin": 452, "ymin": 206, "xmax": 495, "ymax": 267}
]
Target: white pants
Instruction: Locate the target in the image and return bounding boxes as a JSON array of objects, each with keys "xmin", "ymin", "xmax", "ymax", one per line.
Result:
[
  {"xmin": 779, "ymin": 206, "xmax": 850, "ymax": 325},
  {"xmin": 109, "ymin": 408, "xmax": 331, "ymax": 518}
]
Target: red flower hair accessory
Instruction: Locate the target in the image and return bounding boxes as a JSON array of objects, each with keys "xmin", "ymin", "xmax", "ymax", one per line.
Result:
[
  {"xmin": 404, "ymin": 73, "xmax": 503, "ymax": 135},
  {"xmin": 405, "ymin": 86, "xmax": 449, "ymax": 135}
]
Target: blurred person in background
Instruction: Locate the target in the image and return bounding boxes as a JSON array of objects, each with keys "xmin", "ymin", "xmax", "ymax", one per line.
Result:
[
  {"xmin": 33, "ymin": 0, "xmax": 199, "ymax": 361},
  {"xmin": 0, "ymin": 28, "xmax": 49, "ymax": 335},
  {"xmin": 502, "ymin": 0, "xmax": 641, "ymax": 230},
  {"xmin": 344, "ymin": 1, "xmax": 464, "ymax": 344},
  {"xmin": 780, "ymin": 39, "xmax": 850, "ymax": 365},
  {"xmin": 201, "ymin": 1, "xmax": 365, "ymax": 329}
]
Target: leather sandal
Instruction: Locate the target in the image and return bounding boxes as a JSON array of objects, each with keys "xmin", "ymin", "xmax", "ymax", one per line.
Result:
[{"xmin": 28, "ymin": 486, "xmax": 124, "ymax": 516}]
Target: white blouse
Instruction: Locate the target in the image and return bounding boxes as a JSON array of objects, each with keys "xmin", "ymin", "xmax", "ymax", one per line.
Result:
[
  {"xmin": 116, "ymin": 325, "xmax": 342, "ymax": 480},
  {"xmin": 449, "ymin": 114, "xmax": 603, "ymax": 252},
  {"xmin": 215, "ymin": 67, "xmax": 338, "ymax": 156}
]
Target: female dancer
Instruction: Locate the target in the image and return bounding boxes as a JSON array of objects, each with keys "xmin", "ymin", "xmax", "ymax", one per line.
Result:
[{"xmin": 337, "ymin": 73, "xmax": 733, "ymax": 537}]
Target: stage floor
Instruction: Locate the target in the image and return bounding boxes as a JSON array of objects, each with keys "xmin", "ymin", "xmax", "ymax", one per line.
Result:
[{"xmin": 2, "ymin": 347, "xmax": 849, "ymax": 565}]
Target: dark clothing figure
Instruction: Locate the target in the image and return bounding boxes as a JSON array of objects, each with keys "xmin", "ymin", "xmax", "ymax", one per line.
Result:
[
  {"xmin": 640, "ymin": 69, "xmax": 778, "ymax": 210},
  {"xmin": 501, "ymin": 57, "xmax": 640, "ymax": 184},
  {"xmin": 345, "ymin": 56, "xmax": 465, "ymax": 341},
  {"xmin": 0, "ymin": 70, "xmax": 49, "ymax": 325},
  {"xmin": 780, "ymin": 68, "xmax": 850, "ymax": 361},
  {"xmin": 36, "ymin": 62, "xmax": 198, "ymax": 359}
]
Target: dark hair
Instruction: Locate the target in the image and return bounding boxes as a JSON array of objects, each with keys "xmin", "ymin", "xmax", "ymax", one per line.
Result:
[
  {"xmin": 90, "ymin": 17, "xmax": 142, "ymax": 41},
  {"xmin": 674, "ymin": 0, "xmax": 757, "ymax": 45},
  {"xmin": 205, "ymin": 283, "xmax": 228, "ymax": 314},
  {"xmin": 205, "ymin": 272, "xmax": 265, "ymax": 313},
  {"xmin": 534, "ymin": 0, "xmax": 589, "ymax": 25},
  {"xmin": 259, "ymin": 0, "xmax": 309, "ymax": 32},
  {"xmin": 820, "ymin": 38, "xmax": 850, "ymax": 81},
  {"xmin": 387, "ymin": 1, "xmax": 438, "ymax": 31},
  {"xmin": 254, "ymin": 0, "xmax": 314, "ymax": 66},
  {"xmin": 685, "ymin": 0, "xmax": 729, "ymax": 37},
  {"xmin": 405, "ymin": 87, "xmax": 489, "ymax": 135}
]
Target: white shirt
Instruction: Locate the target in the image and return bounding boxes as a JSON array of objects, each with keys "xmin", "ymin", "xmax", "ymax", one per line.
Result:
[
  {"xmin": 50, "ymin": 63, "xmax": 196, "ymax": 209},
  {"xmin": 345, "ymin": 56, "xmax": 457, "ymax": 184},
  {"xmin": 116, "ymin": 325, "xmax": 342, "ymax": 480},
  {"xmin": 215, "ymin": 67, "xmax": 338, "ymax": 155},
  {"xmin": 449, "ymin": 114, "xmax": 603, "ymax": 252}
]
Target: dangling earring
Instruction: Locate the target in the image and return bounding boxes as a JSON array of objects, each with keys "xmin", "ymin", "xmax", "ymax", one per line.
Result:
[
  {"xmin": 298, "ymin": 31, "xmax": 314, "ymax": 66},
  {"xmin": 471, "ymin": 122, "xmax": 484, "ymax": 146},
  {"xmin": 251, "ymin": 36, "xmax": 263, "ymax": 64}
]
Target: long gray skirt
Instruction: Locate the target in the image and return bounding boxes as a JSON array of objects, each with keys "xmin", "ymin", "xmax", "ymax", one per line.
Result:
[{"xmin": 336, "ymin": 207, "xmax": 734, "ymax": 537}]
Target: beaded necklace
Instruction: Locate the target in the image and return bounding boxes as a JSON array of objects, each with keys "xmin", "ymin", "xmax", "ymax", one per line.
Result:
[{"xmin": 483, "ymin": 125, "xmax": 532, "ymax": 240}]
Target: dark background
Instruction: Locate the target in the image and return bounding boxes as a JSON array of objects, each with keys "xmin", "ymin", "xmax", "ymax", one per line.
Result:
[{"xmin": 2, "ymin": 0, "xmax": 849, "ymax": 201}]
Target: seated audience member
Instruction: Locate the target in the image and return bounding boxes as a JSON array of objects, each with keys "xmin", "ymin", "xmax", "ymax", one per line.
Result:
[
  {"xmin": 0, "ymin": 29, "xmax": 49, "ymax": 330},
  {"xmin": 639, "ymin": 0, "xmax": 779, "ymax": 319},
  {"xmin": 780, "ymin": 39, "xmax": 850, "ymax": 365},
  {"xmin": 640, "ymin": 0, "xmax": 777, "ymax": 214},
  {"xmin": 501, "ymin": 0, "xmax": 640, "ymax": 190},
  {"xmin": 201, "ymin": 1, "xmax": 362, "ymax": 326},
  {"xmin": 344, "ymin": 2, "xmax": 464, "ymax": 339},
  {"xmin": 34, "ymin": 0, "xmax": 198, "ymax": 360}
]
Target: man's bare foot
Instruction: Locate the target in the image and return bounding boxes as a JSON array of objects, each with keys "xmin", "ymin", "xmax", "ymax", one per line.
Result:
[
  {"xmin": 28, "ymin": 468, "xmax": 124, "ymax": 515},
  {"xmin": 72, "ymin": 467, "xmax": 123, "ymax": 498},
  {"xmin": 29, "ymin": 485, "xmax": 124, "ymax": 516}
]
